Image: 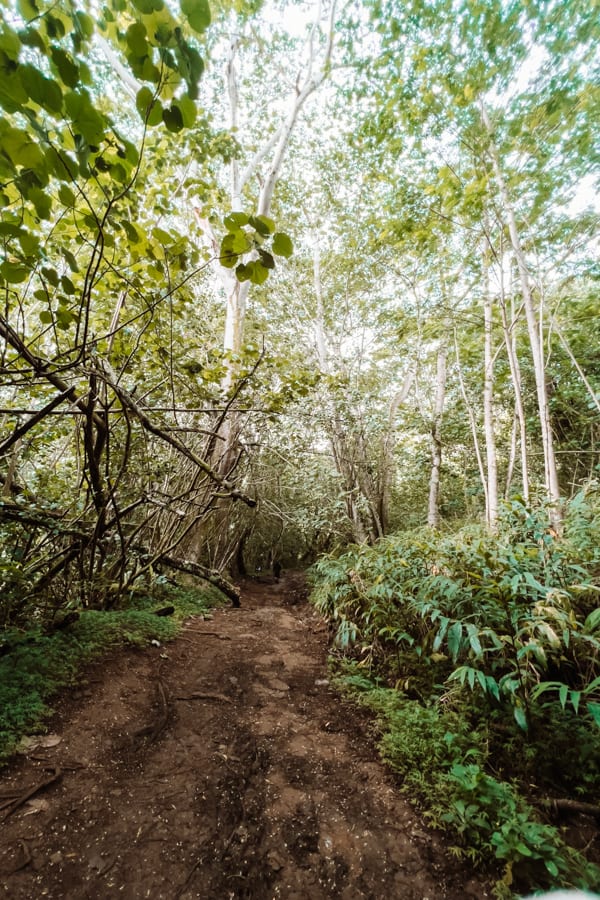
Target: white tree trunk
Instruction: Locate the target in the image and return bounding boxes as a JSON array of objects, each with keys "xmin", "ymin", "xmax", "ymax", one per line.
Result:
[
  {"xmin": 482, "ymin": 236, "xmax": 498, "ymax": 528},
  {"xmin": 427, "ymin": 337, "xmax": 447, "ymax": 528},
  {"xmin": 498, "ymin": 256, "xmax": 530, "ymax": 502},
  {"xmin": 481, "ymin": 100, "xmax": 561, "ymax": 517},
  {"xmin": 313, "ymin": 241, "xmax": 373, "ymax": 544},
  {"xmin": 454, "ymin": 332, "xmax": 489, "ymax": 514},
  {"xmin": 193, "ymin": 3, "xmax": 337, "ymax": 485},
  {"xmin": 221, "ymin": 1, "xmax": 337, "ymax": 375}
]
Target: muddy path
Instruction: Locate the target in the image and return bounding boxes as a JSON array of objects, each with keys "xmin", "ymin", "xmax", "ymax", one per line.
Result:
[{"xmin": 0, "ymin": 574, "xmax": 488, "ymax": 899}]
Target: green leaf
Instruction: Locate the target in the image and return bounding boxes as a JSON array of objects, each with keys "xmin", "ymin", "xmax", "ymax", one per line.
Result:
[
  {"xmin": 485, "ymin": 675, "xmax": 500, "ymax": 701},
  {"xmin": 584, "ymin": 608, "xmax": 600, "ymax": 633},
  {"xmin": 180, "ymin": 0, "xmax": 211, "ymax": 34},
  {"xmin": 55, "ymin": 307, "xmax": 75, "ymax": 329},
  {"xmin": 523, "ymin": 570, "xmax": 546, "ymax": 595},
  {"xmin": 162, "ymin": 104, "xmax": 184, "ymax": 133},
  {"xmin": 0, "ymin": 261, "xmax": 29, "ymax": 283},
  {"xmin": 221, "ymin": 231, "xmax": 250, "ymax": 255},
  {"xmin": 18, "ymin": 27, "xmax": 46, "ymax": 53},
  {"xmin": 64, "ymin": 90, "xmax": 105, "ymax": 145},
  {"xmin": 465, "ymin": 623, "xmax": 482, "ymax": 658},
  {"xmin": 513, "ymin": 706, "xmax": 528, "ymax": 731},
  {"xmin": 272, "ymin": 231, "xmax": 293, "ymax": 257},
  {"xmin": 133, "ymin": 0, "xmax": 163, "ymax": 11},
  {"xmin": 39, "ymin": 310, "xmax": 53, "ymax": 324},
  {"xmin": 136, "ymin": 85, "xmax": 152, "ymax": 116},
  {"xmin": 64, "ymin": 249, "xmax": 79, "ymax": 272},
  {"xmin": 29, "ymin": 188, "xmax": 52, "ymax": 219},
  {"xmin": 559, "ymin": 682, "xmax": 568, "ymax": 709},
  {"xmin": 0, "ymin": 69, "xmax": 28, "ymax": 108},
  {"xmin": 224, "ymin": 212, "xmax": 249, "ymax": 231},
  {"xmin": 75, "ymin": 11, "xmax": 94, "ymax": 38},
  {"xmin": 151, "ymin": 226, "xmax": 173, "ymax": 244},
  {"xmin": 447, "ymin": 621, "xmax": 463, "ymax": 661},
  {"xmin": 250, "ymin": 214, "xmax": 275, "ymax": 236},
  {"xmin": 246, "ymin": 261, "xmax": 269, "ymax": 285},
  {"xmin": 432, "ymin": 616, "xmax": 449, "ymax": 651},
  {"xmin": 0, "ymin": 25, "xmax": 22, "ymax": 60},
  {"xmin": 586, "ymin": 702, "xmax": 600, "ymax": 727},
  {"xmin": 235, "ymin": 263, "xmax": 251, "ymax": 282},
  {"xmin": 45, "ymin": 147, "xmax": 78, "ymax": 180},
  {"xmin": 136, "ymin": 87, "xmax": 163, "ymax": 126},
  {"xmin": 41, "ymin": 267, "xmax": 59, "ymax": 286},
  {"xmin": 174, "ymin": 95, "xmax": 196, "ymax": 127},
  {"xmin": 122, "ymin": 221, "xmax": 144, "ymax": 244},
  {"xmin": 18, "ymin": 231, "xmax": 39, "ymax": 254},
  {"xmin": 17, "ymin": 0, "xmax": 39, "ymax": 21},
  {"xmin": 0, "ymin": 223, "xmax": 22, "ymax": 237},
  {"xmin": 584, "ymin": 675, "xmax": 600, "ymax": 695},
  {"xmin": 126, "ymin": 22, "xmax": 148, "ymax": 57},
  {"xmin": 58, "ymin": 184, "xmax": 75, "ymax": 207},
  {"xmin": 60, "ymin": 275, "xmax": 75, "ymax": 295},
  {"xmin": 50, "ymin": 47, "xmax": 80, "ymax": 88},
  {"xmin": 258, "ymin": 248, "xmax": 275, "ymax": 269},
  {"xmin": 219, "ymin": 234, "xmax": 239, "ymax": 267}
]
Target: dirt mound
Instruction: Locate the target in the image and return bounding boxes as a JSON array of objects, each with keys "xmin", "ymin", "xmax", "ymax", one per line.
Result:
[{"xmin": 0, "ymin": 574, "xmax": 488, "ymax": 899}]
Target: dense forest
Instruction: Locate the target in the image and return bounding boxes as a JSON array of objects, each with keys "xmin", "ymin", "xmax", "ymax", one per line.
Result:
[{"xmin": 0, "ymin": 0, "xmax": 598, "ymax": 895}]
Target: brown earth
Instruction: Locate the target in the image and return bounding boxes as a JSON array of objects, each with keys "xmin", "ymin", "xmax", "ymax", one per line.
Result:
[{"xmin": 0, "ymin": 573, "xmax": 490, "ymax": 899}]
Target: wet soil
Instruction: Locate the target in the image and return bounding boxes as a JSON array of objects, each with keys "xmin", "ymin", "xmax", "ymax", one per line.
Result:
[{"xmin": 0, "ymin": 573, "xmax": 489, "ymax": 899}]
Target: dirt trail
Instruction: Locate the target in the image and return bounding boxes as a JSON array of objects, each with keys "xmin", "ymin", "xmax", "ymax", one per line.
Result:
[{"xmin": 0, "ymin": 574, "xmax": 488, "ymax": 899}]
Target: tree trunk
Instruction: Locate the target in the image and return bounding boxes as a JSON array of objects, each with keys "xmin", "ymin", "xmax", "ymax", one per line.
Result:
[
  {"xmin": 190, "ymin": 5, "xmax": 338, "ymax": 574},
  {"xmin": 498, "ymin": 255, "xmax": 530, "ymax": 502},
  {"xmin": 482, "ymin": 234, "xmax": 498, "ymax": 528},
  {"xmin": 378, "ymin": 370, "xmax": 414, "ymax": 532},
  {"xmin": 313, "ymin": 244, "xmax": 370, "ymax": 542},
  {"xmin": 454, "ymin": 332, "xmax": 488, "ymax": 515},
  {"xmin": 427, "ymin": 337, "xmax": 447, "ymax": 528},
  {"xmin": 217, "ymin": 3, "xmax": 337, "ymax": 463},
  {"xmin": 480, "ymin": 100, "xmax": 560, "ymax": 519}
]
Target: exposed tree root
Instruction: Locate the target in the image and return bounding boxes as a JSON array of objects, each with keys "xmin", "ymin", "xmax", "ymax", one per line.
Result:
[
  {"xmin": 3, "ymin": 839, "xmax": 32, "ymax": 875},
  {"xmin": 542, "ymin": 797, "xmax": 600, "ymax": 819},
  {"xmin": 1, "ymin": 767, "xmax": 62, "ymax": 821},
  {"xmin": 176, "ymin": 692, "xmax": 232, "ymax": 703},
  {"xmin": 185, "ymin": 628, "xmax": 231, "ymax": 640}
]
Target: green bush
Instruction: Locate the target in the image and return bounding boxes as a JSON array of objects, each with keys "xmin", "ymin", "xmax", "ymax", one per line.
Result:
[
  {"xmin": 333, "ymin": 665, "xmax": 600, "ymax": 896},
  {"xmin": 312, "ymin": 490, "xmax": 600, "ymax": 895}
]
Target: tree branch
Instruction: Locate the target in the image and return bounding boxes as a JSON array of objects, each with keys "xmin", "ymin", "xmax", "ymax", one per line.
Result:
[{"xmin": 95, "ymin": 359, "xmax": 256, "ymax": 506}]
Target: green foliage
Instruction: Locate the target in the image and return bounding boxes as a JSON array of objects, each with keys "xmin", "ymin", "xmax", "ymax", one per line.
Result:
[
  {"xmin": 0, "ymin": 583, "xmax": 222, "ymax": 764},
  {"xmin": 332, "ymin": 665, "xmax": 600, "ymax": 895},
  {"xmin": 219, "ymin": 210, "xmax": 293, "ymax": 283},
  {"xmin": 312, "ymin": 490, "xmax": 600, "ymax": 894}
]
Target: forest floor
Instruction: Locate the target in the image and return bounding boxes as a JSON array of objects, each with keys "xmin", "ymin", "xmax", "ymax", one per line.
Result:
[{"xmin": 0, "ymin": 573, "xmax": 490, "ymax": 899}]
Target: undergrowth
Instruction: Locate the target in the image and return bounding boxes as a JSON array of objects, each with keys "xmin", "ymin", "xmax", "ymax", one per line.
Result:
[
  {"xmin": 310, "ymin": 489, "xmax": 600, "ymax": 897},
  {"xmin": 0, "ymin": 583, "xmax": 223, "ymax": 765}
]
